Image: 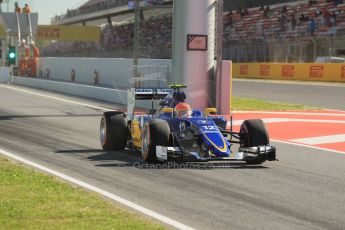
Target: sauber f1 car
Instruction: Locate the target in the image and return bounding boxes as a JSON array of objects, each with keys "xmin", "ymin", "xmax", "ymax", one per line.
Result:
[{"xmin": 100, "ymin": 85, "xmax": 276, "ymax": 164}]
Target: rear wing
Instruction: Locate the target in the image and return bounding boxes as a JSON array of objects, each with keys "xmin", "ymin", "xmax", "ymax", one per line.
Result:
[
  {"xmin": 127, "ymin": 88, "xmax": 173, "ymax": 120},
  {"xmin": 132, "ymin": 88, "xmax": 174, "ymax": 100}
]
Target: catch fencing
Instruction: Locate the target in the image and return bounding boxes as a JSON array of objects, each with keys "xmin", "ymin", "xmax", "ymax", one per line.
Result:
[{"xmin": 224, "ymin": 35, "xmax": 345, "ymax": 63}]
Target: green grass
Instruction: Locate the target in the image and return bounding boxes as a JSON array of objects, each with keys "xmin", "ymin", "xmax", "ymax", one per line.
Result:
[
  {"xmin": 0, "ymin": 157, "xmax": 164, "ymax": 230},
  {"xmin": 232, "ymin": 97, "xmax": 321, "ymax": 111}
]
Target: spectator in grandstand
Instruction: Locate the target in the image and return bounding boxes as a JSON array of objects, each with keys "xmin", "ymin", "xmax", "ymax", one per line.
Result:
[
  {"xmin": 330, "ymin": 12, "xmax": 337, "ymax": 26},
  {"xmin": 299, "ymin": 13, "xmax": 309, "ymax": 22},
  {"xmin": 279, "ymin": 14, "xmax": 287, "ymax": 32},
  {"xmin": 256, "ymin": 20, "xmax": 264, "ymax": 38},
  {"xmin": 14, "ymin": 1, "xmax": 21, "ymax": 13},
  {"xmin": 263, "ymin": 5, "xmax": 270, "ymax": 18},
  {"xmin": 22, "ymin": 3, "xmax": 31, "ymax": 14},
  {"xmin": 240, "ymin": 9, "xmax": 249, "ymax": 18},
  {"xmin": 224, "ymin": 10, "xmax": 233, "ymax": 27},
  {"xmin": 291, "ymin": 14, "xmax": 297, "ymax": 30},
  {"xmin": 333, "ymin": 0, "xmax": 343, "ymax": 6},
  {"xmin": 329, "ymin": 24, "xmax": 337, "ymax": 35},
  {"xmin": 322, "ymin": 8, "xmax": 331, "ymax": 27},
  {"xmin": 309, "ymin": 0, "xmax": 317, "ymax": 6},
  {"xmin": 128, "ymin": 0, "xmax": 134, "ymax": 9},
  {"xmin": 145, "ymin": 0, "xmax": 155, "ymax": 6},
  {"xmin": 315, "ymin": 7, "xmax": 322, "ymax": 17},
  {"xmin": 308, "ymin": 18, "xmax": 316, "ymax": 35},
  {"xmin": 281, "ymin": 5, "xmax": 287, "ymax": 14}
]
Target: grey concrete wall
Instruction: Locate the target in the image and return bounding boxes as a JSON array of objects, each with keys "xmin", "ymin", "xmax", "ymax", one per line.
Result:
[
  {"xmin": 0, "ymin": 67, "xmax": 10, "ymax": 83},
  {"xmin": 11, "ymin": 76, "xmax": 156, "ymax": 109},
  {"xmin": 38, "ymin": 57, "xmax": 171, "ymax": 88},
  {"xmin": 12, "ymin": 76, "xmax": 127, "ymax": 104}
]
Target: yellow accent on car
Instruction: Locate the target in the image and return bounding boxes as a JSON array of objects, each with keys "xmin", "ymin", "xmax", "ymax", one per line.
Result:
[
  {"xmin": 169, "ymin": 84, "xmax": 187, "ymax": 88},
  {"xmin": 203, "ymin": 133, "xmax": 228, "ymax": 152},
  {"xmin": 204, "ymin": 108, "xmax": 217, "ymax": 116},
  {"xmin": 161, "ymin": 108, "xmax": 174, "ymax": 113},
  {"xmin": 131, "ymin": 120, "xmax": 142, "ymax": 148},
  {"xmin": 160, "ymin": 107, "xmax": 174, "ymax": 118}
]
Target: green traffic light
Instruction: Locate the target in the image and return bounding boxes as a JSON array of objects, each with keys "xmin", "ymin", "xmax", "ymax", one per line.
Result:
[
  {"xmin": 9, "ymin": 52, "xmax": 15, "ymax": 59},
  {"xmin": 7, "ymin": 46, "xmax": 16, "ymax": 65}
]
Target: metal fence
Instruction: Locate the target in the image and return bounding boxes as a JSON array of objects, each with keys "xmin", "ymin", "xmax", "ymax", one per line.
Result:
[
  {"xmin": 42, "ymin": 1, "xmax": 345, "ymax": 63},
  {"xmin": 224, "ymin": 35, "xmax": 345, "ymax": 63},
  {"xmin": 135, "ymin": 5, "xmax": 173, "ymax": 59}
]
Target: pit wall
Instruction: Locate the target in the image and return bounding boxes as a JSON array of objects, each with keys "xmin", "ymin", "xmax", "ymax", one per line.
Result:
[
  {"xmin": 38, "ymin": 57, "xmax": 172, "ymax": 88},
  {"xmin": 0, "ymin": 67, "xmax": 10, "ymax": 82},
  {"xmin": 233, "ymin": 63, "xmax": 345, "ymax": 82}
]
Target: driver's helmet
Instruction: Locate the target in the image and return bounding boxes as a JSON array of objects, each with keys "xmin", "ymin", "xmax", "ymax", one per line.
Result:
[{"xmin": 175, "ymin": 102, "xmax": 192, "ymax": 117}]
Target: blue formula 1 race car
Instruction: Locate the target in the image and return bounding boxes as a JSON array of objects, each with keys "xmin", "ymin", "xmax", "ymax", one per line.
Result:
[{"xmin": 100, "ymin": 85, "xmax": 276, "ymax": 164}]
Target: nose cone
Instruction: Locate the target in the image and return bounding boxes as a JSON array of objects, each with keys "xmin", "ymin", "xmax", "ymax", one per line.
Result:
[{"xmin": 203, "ymin": 132, "xmax": 230, "ymax": 157}]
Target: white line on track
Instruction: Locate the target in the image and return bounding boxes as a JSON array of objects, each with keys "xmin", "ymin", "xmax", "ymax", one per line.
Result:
[
  {"xmin": 0, "ymin": 84, "xmax": 111, "ymax": 111},
  {"xmin": 227, "ymin": 118, "xmax": 345, "ymax": 127},
  {"xmin": 233, "ymin": 111, "xmax": 345, "ymax": 116},
  {"xmin": 290, "ymin": 134, "xmax": 345, "ymax": 145},
  {"xmin": 0, "ymin": 147, "xmax": 195, "ymax": 230},
  {"xmin": 271, "ymin": 139, "xmax": 345, "ymax": 155}
]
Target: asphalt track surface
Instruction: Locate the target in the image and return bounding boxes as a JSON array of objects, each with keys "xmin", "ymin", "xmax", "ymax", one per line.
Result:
[
  {"xmin": 233, "ymin": 79, "xmax": 345, "ymax": 110},
  {"xmin": 1, "ymin": 83, "xmax": 345, "ymax": 230}
]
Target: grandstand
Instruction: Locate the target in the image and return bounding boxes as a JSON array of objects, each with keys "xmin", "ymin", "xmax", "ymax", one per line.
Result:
[
  {"xmin": 44, "ymin": 0, "xmax": 345, "ymax": 63},
  {"xmin": 224, "ymin": 0, "xmax": 345, "ymax": 41},
  {"xmin": 51, "ymin": 0, "xmax": 172, "ymax": 25},
  {"xmin": 223, "ymin": 0, "xmax": 345, "ymax": 62}
]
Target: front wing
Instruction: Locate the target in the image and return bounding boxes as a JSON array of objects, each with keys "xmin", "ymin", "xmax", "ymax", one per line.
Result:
[{"xmin": 155, "ymin": 145, "xmax": 276, "ymax": 162}]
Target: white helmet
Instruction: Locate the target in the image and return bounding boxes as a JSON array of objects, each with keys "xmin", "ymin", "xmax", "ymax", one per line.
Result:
[
  {"xmin": 21, "ymin": 39, "xmax": 26, "ymax": 44},
  {"xmin": 30, "ymin": 41, "xmax": 35, "ymax": 46}
]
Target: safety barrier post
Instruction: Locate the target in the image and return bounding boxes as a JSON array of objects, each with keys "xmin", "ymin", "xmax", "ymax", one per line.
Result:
[
  {"xmin": 71, "ymin": 69, "xmax": 75, "ymax": 82},
  {"xmin": 94, "ymin": 69, "xmax": 99, "ymax": 84}
]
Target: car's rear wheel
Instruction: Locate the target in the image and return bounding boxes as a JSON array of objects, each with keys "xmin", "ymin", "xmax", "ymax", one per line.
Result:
[
  {"xmin": 240, "ymin": 119, "xmax": 269, "ymax": 164},
  {"xmin": 100, "ymin": 111, "xmax": 128, "ymax": 151},
  {"xmin": 142, "ymin": 119, "xmax": 170, "ymax": 163}
]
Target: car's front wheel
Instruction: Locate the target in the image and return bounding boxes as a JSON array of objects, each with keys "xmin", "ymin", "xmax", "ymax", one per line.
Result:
[
  {"xmin": 240, "ymin": 119, "xmax": 269, "ymax": 164},
  {"xmin": 142, "ymin": 119, "xmax": 170, "ymax": 163}
]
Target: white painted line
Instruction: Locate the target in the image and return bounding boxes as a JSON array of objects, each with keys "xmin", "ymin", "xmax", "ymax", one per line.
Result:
[
  {"xmin": 233, "ymin": 111, "xmax": 345, "ymax": 116},
  {"xmin": 290, "ymin": 134, "xmax": 345, "ymax": 145},
  {"xmin": 0, "ymin": 148, "xmax": 195, "ymax": 230},
  {"xmin": 271, "ymin": 139, "xmax": 345, "ymax": 155},
  {"xmin": 233, "ymin": 78, "xmax": 345, "ymax": 88},
  {"xmin": 227, "ymin": 118, "xmax": 345, "ymax": 127},
  {"xmin": 268, "ymin": 118, "xmax": 345, "ymax": 124},
  {"xmin": 0, "ymin": 84, "xmax": 112, "ymax": 111}
]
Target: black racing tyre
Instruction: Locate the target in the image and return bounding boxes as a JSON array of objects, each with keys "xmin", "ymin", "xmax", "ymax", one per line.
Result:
[
  {"xmin": 240, "ymin": 119, "xmax": 269, "ymax": 147},
  {"xmin": 240, "ymin": 119, "xmax": 269, "ymax": 164},
  {"xmin": 100, "ymin": 111, "xmax": 128, "ymax": 151},
  {"xmin": 142, "ymin": 119, "xmax": 170, "ymax": 163}
]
